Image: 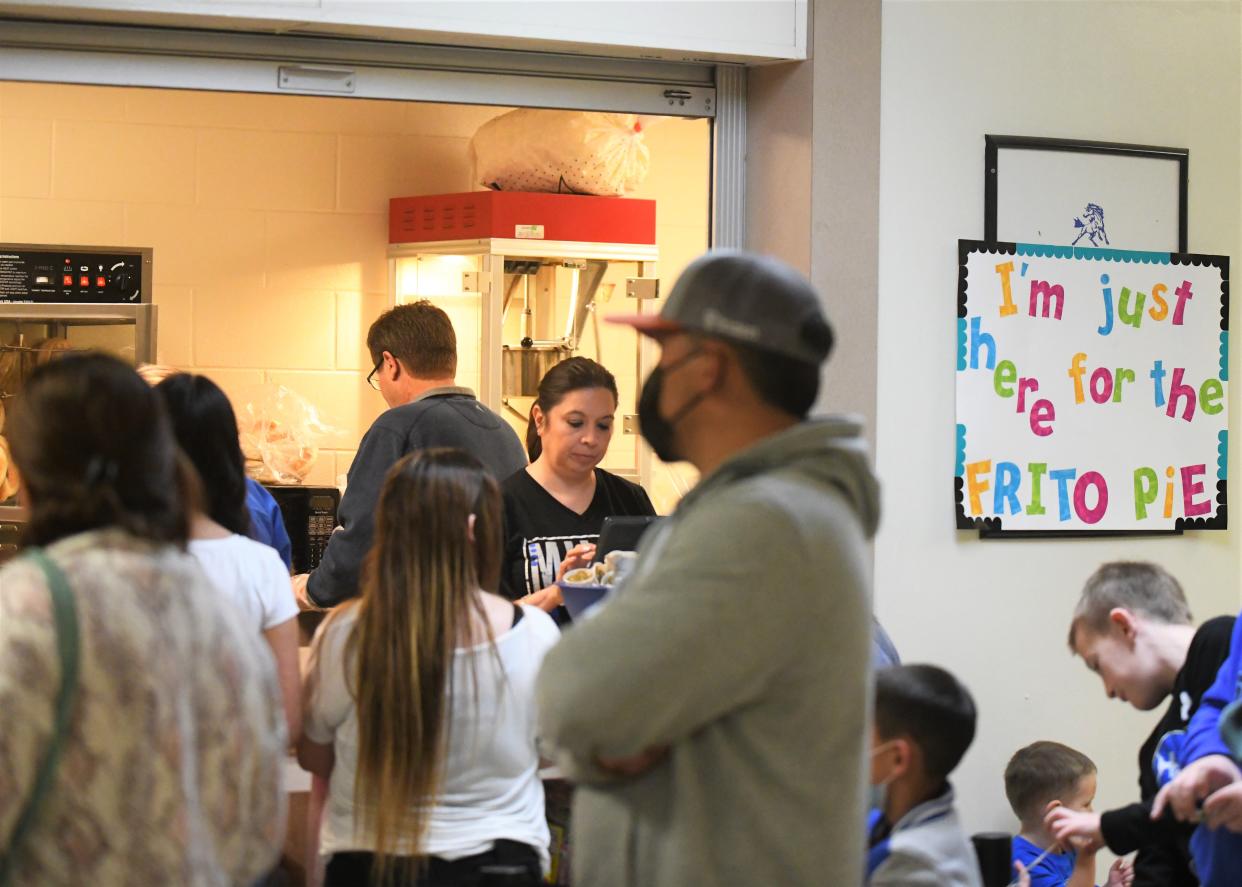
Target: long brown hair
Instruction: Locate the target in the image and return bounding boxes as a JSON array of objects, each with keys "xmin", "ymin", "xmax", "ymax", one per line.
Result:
[{"xmin": 346, "ymin": 448, "xmax": 503, "ymax": 877}]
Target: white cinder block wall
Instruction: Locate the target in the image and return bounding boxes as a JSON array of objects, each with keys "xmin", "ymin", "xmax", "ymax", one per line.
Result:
[
  {"xmin": 0, "ymin": 83, "xmax": 708, "ymax": 506},
  {"xmin": 877, "ymin": 0, "xmax": 1242, "ymax": 868}
]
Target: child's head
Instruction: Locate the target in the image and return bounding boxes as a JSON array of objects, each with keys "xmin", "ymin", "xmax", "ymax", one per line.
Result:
[
  {"xmin": 1068, "ymin": 562, "xmax": 1193, "ymax": 710},
  {"xmin": 871, "ymin": 664, "xmax": 977, "ymax": 791},
  {"xmin": 1004, "ymin": 741, "xmax": 1097, "ymax": 832}
]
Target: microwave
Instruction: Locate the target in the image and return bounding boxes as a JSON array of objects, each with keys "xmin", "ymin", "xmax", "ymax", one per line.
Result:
[
  {"xmin": 262, "ymin": 484, "xmax": 341, "ymax": 575},
  {"xmin": 0, "ymin": 485, "xmax": 342, "ymax": 572}
]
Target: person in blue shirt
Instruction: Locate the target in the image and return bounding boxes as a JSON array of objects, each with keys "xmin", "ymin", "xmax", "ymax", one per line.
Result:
[
  {"xmin": 1152, "ymin": 611, "xmax": 1242, "ymax": 887},
  {"xmin": 244, "ymin": 478, "xmax": 292, "ymax": 570},
  {"xmin": 873, "ymin": 618, "xmax": 901, "ymax": 669},
  {"xmin": 1005, "ymin": 741, "xmax": 1133, "ymax": 887}
]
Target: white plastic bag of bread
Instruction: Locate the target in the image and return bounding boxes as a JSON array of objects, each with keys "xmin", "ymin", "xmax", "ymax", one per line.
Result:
[{"xmin": 469, "ymin": 109, "xmax": 655, "ymax": 196}]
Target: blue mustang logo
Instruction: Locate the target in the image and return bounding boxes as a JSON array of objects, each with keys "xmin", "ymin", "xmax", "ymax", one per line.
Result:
[{"xmin": 1072, "ymin": 203, "xmax": 1110, "ymax": 247}]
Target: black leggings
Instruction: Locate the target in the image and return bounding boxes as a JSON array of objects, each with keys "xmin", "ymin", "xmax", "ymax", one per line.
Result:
[{"xmin": 324, "ymin": 839, "xmax": 542, "ymax": 887}]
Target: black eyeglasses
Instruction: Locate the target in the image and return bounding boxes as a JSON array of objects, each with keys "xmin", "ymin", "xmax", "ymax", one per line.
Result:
[{"xmin": 366, "ymin": 358, "xmax": 384, "ymax": 391}]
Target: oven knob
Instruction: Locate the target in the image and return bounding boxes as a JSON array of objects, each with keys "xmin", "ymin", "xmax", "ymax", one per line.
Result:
[{"xmin": 113, "ymin": 270, "xmax": 132, "ymax": 291}]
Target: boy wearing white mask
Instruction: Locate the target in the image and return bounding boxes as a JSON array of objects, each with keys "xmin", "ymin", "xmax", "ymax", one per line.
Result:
[{"xmin": 867, "ymin": 664, "xmax": 982, "ymax": 887}]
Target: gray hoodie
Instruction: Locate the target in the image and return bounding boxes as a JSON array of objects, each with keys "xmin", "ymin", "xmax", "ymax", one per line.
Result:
[{"xmin": 537, "ymin": 416, "xmax": 880, "ymax": 887}]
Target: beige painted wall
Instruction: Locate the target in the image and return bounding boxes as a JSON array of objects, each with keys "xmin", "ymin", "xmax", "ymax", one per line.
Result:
[
  {"xmin": 0, "ymin": 83, "xmax": 708, "ymax": 508},
  {"xmin": 877, "ymin": 0, "xmax": 1241, "ymax": 858},
  {"xmin": 746, "ymin": 60, "xmax": 813, "ymax": 273},
  {"xmin": 809, "ymin": 0, "xmax": 881, "ymax": 432},
  {"xmin": 747, "ymin": 1, "xmax": 1242, "ymax": 873},
  {"xmin": 746, "ymin": 0, "xmax": 881, "ymax": 440}
]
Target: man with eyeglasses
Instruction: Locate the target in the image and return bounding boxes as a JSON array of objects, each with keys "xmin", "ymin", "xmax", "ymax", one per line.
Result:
[{"xmin": 294, "ymin": 299, "xmax": 526, "ymax": 610}]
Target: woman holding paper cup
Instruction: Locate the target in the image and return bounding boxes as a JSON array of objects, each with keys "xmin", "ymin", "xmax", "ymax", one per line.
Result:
[{"xmin": 500, "ymin": 357, "xmax": 655, "ymax": 620}]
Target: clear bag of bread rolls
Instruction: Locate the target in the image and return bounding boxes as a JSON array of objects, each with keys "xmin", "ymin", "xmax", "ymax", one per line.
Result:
[{"xmin": 235, "ymin": 383, "xmax": 337, "ymax": 484}]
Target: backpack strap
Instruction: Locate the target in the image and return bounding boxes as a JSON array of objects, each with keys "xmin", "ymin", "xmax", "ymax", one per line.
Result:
[{"xmin": 0, "ymin": 549, "xmax": 80, "ymax": 886}]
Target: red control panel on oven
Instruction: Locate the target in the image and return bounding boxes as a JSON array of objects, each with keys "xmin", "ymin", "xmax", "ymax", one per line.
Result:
[{"xmin": 0, "ymin": 244, "xmax": 152, "ymax": 304}]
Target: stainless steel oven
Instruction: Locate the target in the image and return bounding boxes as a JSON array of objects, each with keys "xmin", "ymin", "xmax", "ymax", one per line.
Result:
[{"xmin": 0, "ymin": 243, "xmax": 156, "ymax": 546}]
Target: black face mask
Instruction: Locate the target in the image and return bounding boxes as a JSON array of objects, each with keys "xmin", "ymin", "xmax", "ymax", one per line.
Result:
[{"xmin": 637, "ymin": 350, "xmax": 708, "ymax": 463}]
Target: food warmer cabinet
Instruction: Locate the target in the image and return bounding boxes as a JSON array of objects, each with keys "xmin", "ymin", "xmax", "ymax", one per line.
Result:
[
  {"xmin": 0, "ymin": 243, "xmax": 156, "ymax": 560},
  {"xmin": 387, "ymin": 191, "xmax": 660, "ymax": 488}
]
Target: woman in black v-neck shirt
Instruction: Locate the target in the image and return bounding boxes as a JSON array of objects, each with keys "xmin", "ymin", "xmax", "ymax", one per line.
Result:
[{"xmin": 500, "ymin": 358, "xmax": 655, "ymax": 618}]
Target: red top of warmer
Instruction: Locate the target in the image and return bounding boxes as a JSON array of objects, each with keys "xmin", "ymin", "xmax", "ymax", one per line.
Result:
[{"xmin": 389, "ymin": 191, "xmax": 656, "ymax": 246}]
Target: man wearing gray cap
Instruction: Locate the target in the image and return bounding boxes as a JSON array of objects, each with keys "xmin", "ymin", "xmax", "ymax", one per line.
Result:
[{"xmin": 537, "ymin": 250, "xmax": 879, "ymax": 886}]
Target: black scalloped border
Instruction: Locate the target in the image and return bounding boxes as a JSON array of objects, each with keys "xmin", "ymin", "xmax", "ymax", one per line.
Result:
[
  {"xmin": 955, "ymin": 241, "xmax": 1227, "ymax": 537},
  {"xmin": 1169, "ymin": 252, "xmax": 1229, "ymax": 333},
  {"xmin": 958, "ymin": 239, "xmax": 1017, "ymax": 319},
  {"xmin": 956, "ymin": 241, "xmax": 1018, "ymax": 533},
  {"xmin": 1175, "ymin": 480, "xmax": 1228, "ymax": 531}
]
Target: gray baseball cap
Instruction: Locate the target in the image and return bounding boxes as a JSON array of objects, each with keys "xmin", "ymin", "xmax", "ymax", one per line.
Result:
[{"xmin": 607, "ymin": 250, "xmax": 833, "ymax": 365}]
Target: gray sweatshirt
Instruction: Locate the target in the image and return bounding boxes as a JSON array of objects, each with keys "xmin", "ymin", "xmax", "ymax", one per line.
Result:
[
  {"xmin": 537, "ymin": 416, "xmax": 880, "ymax": 887},
  {"xmin": 868, "ymin": 787, "xmax": 983, "ymax": 887}
]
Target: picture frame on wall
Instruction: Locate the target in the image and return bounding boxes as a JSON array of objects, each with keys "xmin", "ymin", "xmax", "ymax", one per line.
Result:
[{"xmin": 984, "ymin": 135, "xmax": 1188, "ymax": 252}]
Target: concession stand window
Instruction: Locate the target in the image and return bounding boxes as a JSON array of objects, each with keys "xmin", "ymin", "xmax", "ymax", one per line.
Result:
[
  {"xmin": 0, "ymin": 18, "xmax": 738, "ymax": 882},
  {"xmin": 0, "ymin": 18, "xmax": 731, "ymax": 514}
]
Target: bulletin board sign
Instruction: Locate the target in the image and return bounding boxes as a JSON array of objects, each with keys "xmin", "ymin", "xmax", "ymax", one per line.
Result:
[{"xmin": 956, "ymin": 240, "xmax": 1229, "ymax": 535}]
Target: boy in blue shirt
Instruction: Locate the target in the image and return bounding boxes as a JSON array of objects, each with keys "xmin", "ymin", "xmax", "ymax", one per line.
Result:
[
  {"xmin": 1152, "ymin": 611, "xmax": 1242, "ymax": 886},
  {"xmin": 1005, "ymin": 741, "xmax": 1133, "ymax": 887},
  {"xmin": 866, "ymin": 664, "xmax": 981, "ymax": 886}
]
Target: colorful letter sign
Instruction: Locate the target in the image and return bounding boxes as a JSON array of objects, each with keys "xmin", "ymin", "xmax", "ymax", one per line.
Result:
[{"xmin": 956, "ymin": 241, "xmax": 1228, "ymax": 533}]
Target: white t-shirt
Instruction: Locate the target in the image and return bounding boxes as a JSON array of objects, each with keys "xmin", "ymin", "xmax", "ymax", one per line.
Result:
[
  {"xmin": 189, "ymin": 534, "xmax": 298, "ymax": 632},
  {"xmin": 305, "ymin": 603, "xmax": 560, "ymax": 870}
]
